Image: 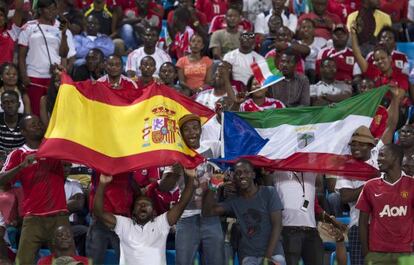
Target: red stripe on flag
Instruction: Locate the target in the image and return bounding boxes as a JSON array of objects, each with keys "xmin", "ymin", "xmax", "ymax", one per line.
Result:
[
  {"xmin": 250, "ymin": 62, "xmax": 266, "ymax": 85},
  {"xmin": 37, "ymin": 138, "xmax": 205, "ymax": 175}
]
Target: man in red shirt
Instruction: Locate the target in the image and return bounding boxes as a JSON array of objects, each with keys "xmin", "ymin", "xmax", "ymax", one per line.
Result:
[
  {"xmin": 0, "ymin": 115, "xmax": 68, "ymax": 264},
  {"xmin": 327, "ymin": 0, "xmax": 360, "ymax": 23},
  {"xmin": 356, "ymin": 144, "xmax": 414, "ymax": 264},
  {"xmin": 195, "ymin": 0, "xmax": 228, "ymax": 23},
  {"xmin": 208, "ymin": 0, "xmax": 252, "ymax": 34},
  {"xmin": 167, "ymin": 0, "xmax": 208, "ymax": 31}
]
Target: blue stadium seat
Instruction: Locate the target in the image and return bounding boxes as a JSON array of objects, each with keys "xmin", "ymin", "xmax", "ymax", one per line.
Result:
[
  {"xmin": 336, "ymin": 217, "xmax": 350, "ymax": 225},
  {"xmin": 166, "ymin": 249, "xmax": 175, "ymax": 265},
  {"xmin": 104, "ymin": 249, "xmax": 118, "ymax": 265},
  {"xmin": 6, "ymin": 227, "xmax": 18, "ymax": 249},
  {"xmin": 330, "ymin": 251, "xmax": 351, "ymax": 265},
  {"xmin": 396, "ymin": 42, "xmax": 414, "ymax": 70},
  {"xmin": 38, "ymin": 249, "xmax": 51, "ymax": 257}
]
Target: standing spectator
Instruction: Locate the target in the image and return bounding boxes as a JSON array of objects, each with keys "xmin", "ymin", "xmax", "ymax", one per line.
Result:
[
  {"xmin": 37, "ymin": 225, "xmax": 90, "ymax": 265},
  {"xmin": 243, "ymin": 0, "xmax": 272, "ymax": 24},
  {"xmin": 209, "ymin": 8, "xmax": 242, "ymax": 60},
  {"xmin": 0, "ymin": 0, "xmax": 23, "ymax": 66},
  {"xmin": 259, "ymin": 15, "xmax": 283, "ymax": 56},
  {"xmin": 316, "ymin": 24, "xmax": 355, "ymax": 82},
  {"xmin": 298, "ymin": 0, "xmax": 342, "ymax": 40},
  {"xmin": 223, "ymin": 32, "xmax": 264, "ymax": 86},
  {"xmin": 71, "ymin": 48, "xmax": 105, "ymax": 81},
  {"xmin": 202, "ymin": 159, "xmax": 286, "ymax": 265},
  {"xmin": 310, "ymin": 57, "xmax": 352, "ymax": 106},
  {"xmin": 255, "ymin": 0, "xmax": 298, "ymax": 36},
  {"xmin": 159, "ymin": 62, "xmax": 192, "ymax": 96},
  {"xmin": 0, "ymin": 63, "xmax": 31, "ymax": 114},
  {"xmin": 356, "ymin": 144, "xmax": 414, "ymax": 264},
  {"xmin": 0, "ymin": 115, "xmax": 69, "ymax": 264},
  {"xmin": 195, "ymin": 0, "xmax": 228, "ymax": 23},
  {"xmin": 93, "ymin": 170, "xmax": 194, "ymax": 264},
  {"xmin": 126, "ymin": 27, "xmax": 171, "ymax": 78},
  {"xmin": 177, "ymin": 34, "xmax": 213, "ymax": 92},
  {"xmin": 74, "ymin": 14, "xmax": 114, "ymax": 66},
  {"xmin": 0, "ymin": 91, "xmax": 25, "ymax": 154},
  {"xmin": 270, "ymin": 51, "xmax": 311, "ymax": 107},
  {"xmin": 239, "ymin": 75, "xmax": 285, "ymax": 112},
  {"xmin": 83, "ymin": 0, "xmax": 118, "ymax": 37},
  {"xmin": 18, "ymin": 0, "xmax": 76, "ymax": 116}
]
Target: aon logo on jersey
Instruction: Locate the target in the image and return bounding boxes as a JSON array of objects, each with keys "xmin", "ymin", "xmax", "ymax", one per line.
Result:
[{"xmin": 379, "ymin": 205, "xmax": 407, "ymax": 217}]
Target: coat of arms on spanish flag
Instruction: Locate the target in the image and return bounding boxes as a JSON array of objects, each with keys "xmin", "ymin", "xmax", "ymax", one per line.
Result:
[{"xmin": 37, "ymin": 73, "xmax": 214, "ymax": 175}]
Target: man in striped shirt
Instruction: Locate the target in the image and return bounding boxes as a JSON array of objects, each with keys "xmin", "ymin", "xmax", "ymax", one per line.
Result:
[{"xmin": 0, "ymin": 91, "xmax": 24, "ymax": 155}]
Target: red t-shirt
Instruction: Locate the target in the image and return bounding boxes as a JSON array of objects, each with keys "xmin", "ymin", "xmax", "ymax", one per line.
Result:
[
  {"xmin": 38, "ymin": 255, "xmax": 91, "ymax": 265},
  {"xmin": 124, "ymin": 2, "xmax": 164, "ymax": 28},
  {"xmin": 362, "ymin": 50, "xmax": 409, "ymax": 76},
  {"xmin": 298, "ymin": 12, "xmax": 342, "ymax": 40},
  {"xmin": 145, "ymin": 181, "xmax": 179, "ymax": 215},
  {"xmin": 1, "ymin": 146, "xmax": 67, "ymax": 217},
  {"xmin": 171, "ymin": 26, "xmax": 194, "ymax": 59},
  {"xmin": 380, "ymin": 0, "xmax": 408, "ymax": 22},
  {"xmin": 316, "ymin": 47, "xmax": 355, "ymax": 81},
  {"xmin": 265, "ymin": 49, "xmax": 305, "ymax": 75},
  {"xmin": 96, "ymin": 75, "xmax": 140, "ymax": 102},
  {"xmin": 208, "ymin": 14, "xmax": 253, "ymax": 34},
  {"xmin": 167, "ymin": 9, "xmax": 208, "ymax": 28},
  {"xmin": 370, "ymin": 105, "xmax": 388, "ymax": 139},
  {"xmin": 356, "ymin": 175, "xmax": 414, "ymax": 253},
  {"xmin": 89, "ymin": 172, "xmax": 134, "ymax": 216},
  {"xmin": 195, "ymin": 0, "xmax": 228, "ymax": 23},
  {"xmin": 133, "ymin": 167, "xmax": 160, "ymax": 187},
  {"xmin": 327, "ymin": 0, "xmax": 360, "ymax": 23},
  {"xmin": 240, "ymin": 98, "xmax": 285, "ymax": 112}
]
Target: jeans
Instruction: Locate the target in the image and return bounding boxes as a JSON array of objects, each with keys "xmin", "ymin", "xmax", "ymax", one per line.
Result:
[
  {"xmin": 242, "ymin": 255, "xmax": 287, "ymax": 265},
  {"xmin": 118, "ymin": 24, "xmax": 141, "ymax": 50},
  {"xmin": 86, "ymin": 220, "xmax": 120, "ymax": 264},
  {"xmin": 326, "ymin": 192, "xmax": 343, "ymax": 217},
  {"xmin": 175, "ymin": 214, "xmax": 225, "ymax": 265},
  {"xmin": 282, "ymin": 227, "xmax": 324, "ymax": 265}
]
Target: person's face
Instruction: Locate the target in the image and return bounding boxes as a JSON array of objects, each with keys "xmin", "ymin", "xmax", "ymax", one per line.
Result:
[
  {"xmin": 106, "ymin": 57, "xmax": 123, "ymax": 78},
  {"xmin": 86, "ymin": 16, "xmax": 100, "ymax": 36},
  {"xmin": 215, "ymin": 97, "xmax": 233, "ymax": 116},
  {"xmin": 399, "ymin": 125, "xmax": 414, "ymax": 148},
  {"xmin": 402, "ymin": 156, "xmax": 414, "ymax": 176},
  {"xmin": 239, "ymin": 32, "xmax": 255, "ymax": 52},
  {"xmin": 268, "ymin": 16, "xmax": 283, "ymax": 34},
  {"xmin": 143, "ymin": 29, "xmax": 158, "ymax": 48},
  {"xmin": 132, "ymin": 198, "xmax": 154, "ymax": 223},
  {"xmin": 86, "ymin": 50, "xmax": 103, "ymax": 72},
  {"xmin": 173, "ymin": 16, "xmax": 186, "ymax": 32},
  {"xmin": 181, "ymin": 120, "xmax": 201, "ymax": 149},
  {"xmin": 2, "ymin": 66, "xmax": 18, "ymax": 87},
  {"xmin": 22, "ymin": 116, "xmax": 45, "ymax": 141},
  {"xmin": 332, "ymin": 29, "xmax": 349, "ymax": 48},
  {"xmin": 54, "ymin": 226, "xmax": 73, "ymax": 250},
  {"xmin": 377, "ymin": 146, "xmax": 395, "ymax": 172},
  {"xmin": 159, "ymin": 64, "xmax": 176, "ymax": 85},
  {"xmin": 367, "ymin": 0, "xmax": 379, "ymax": 9},
  {"xmin": 40, "ymin": 3, "xmax": 57, "ymax": 21},
  {"xmin": 139, "ymin": 58, "xmax": 156, "ymax": 77},
  {"xmin": 272, "ymin": 0, "xmax": 285, "ymax": 11},
  {"xmin": 226, "ymin": 9, "xmax": 241, "ymax": 28},
  {"xmin": 349, "ymin": 141, "xmax": 373, "ymax": 160},
  {"xmin": 276, "ymin": 27, "xmax": 291, "ymax": 42},
  {"xmin": 379, "ymin": 31, "xmax": 395, "ymax": 52},
  {"xmin": 278, "ymin": 54, "xmax": 296, "ymax": 76},
  {"xmin": 189, "ymin": 35, "xmax": 204, "ymax": 53},
  {"xmin": 299, "ymin": 20, "xmax": 315, "ymax": 39},
  {"xmin": 373, "ymin": 50, "xmax": 392, "ymax": 73},
  {"xmin": 358, "ymin": 79, "xmax": 375, "ymax": 93},
  {"xmin": 233, "ymin": 162, "xmax": 255, "ymax": 191},
  {"xmin": 1, "ymin": 94, "xmax": 19, "ymax": 116},
  {"xmin": 312, "ymin": 0, "xmax": 327, "ymax": 16},
  {"xmin": 250, "ymin": 78, "xmax": 267, "ymax": 98},
  {"xmin": 320, "ymin": 60, "xmax": 337, "ymax": 80}
]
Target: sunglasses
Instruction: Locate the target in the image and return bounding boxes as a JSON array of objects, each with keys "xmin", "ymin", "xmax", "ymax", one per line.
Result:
[{"xmin": 241, "ymin": 33, "xmax": 255, "ymax": 39}]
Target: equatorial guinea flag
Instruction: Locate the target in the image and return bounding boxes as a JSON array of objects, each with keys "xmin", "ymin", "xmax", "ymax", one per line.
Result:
[
  {"xmin": 37, "ymin": 73, "xmax": 214, "ymax": 175},
  {"xmin": 221, "ymin": 86, "xmax": 390, "ymax": 179}
]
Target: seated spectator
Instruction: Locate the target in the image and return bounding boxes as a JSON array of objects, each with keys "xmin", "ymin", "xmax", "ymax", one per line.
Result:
[
  {"xmin": 0, "ymin": 63, "xmax": 31, "ymax": 114},
  {"xmin": 255, "ymin": 0, "xmax": 298, "ymax": 37},
  {"xmin": 224, "ymin": 32, "xmax": 265, "ymax": 86},
  {"xmin": 265, "ymin": 26, "xmax": 309, "ymax": 75},
  {"xmin": 353, "ymin": 26, "xmax": 409, "ymax": 78},
  {"xmin": 310, "ymin": 57, "xmax": 352, "ymax": 106},
  {"xmin": 209, "ymin": 8, "xmax": 242, "ymax": 60},
  {"xmin": 177, "ymin": 34, "xmax": 213, "ymax": 92},
  {"xmin": 195, "ymin": 0, "xmax": 228, "ymax": 23},
  {"xmin": 37, "ymin": 225, "xmax": 90, "ymax": 265},
  {"xmin": 209, "ymin": 0, "xmax": 253, "ymax": 34},
  {"xmin": 269, "ymin": 50, "xmax": 311, "ymax": 107},
  {"xmin": 239, "ymin": 75, "xmax": 285, "ymax": 112},
  {"xmin": 0, "ymin": 0, "xmax": 23, "ymax": 66},
  {"xmin": 259, "ymin": 14, "xmax": 283, "ymax": 56},
  {"xmin": 159, "ymin": 62, "xmax": 192, "ymax": 96},
  {"xmin": 316, "ymin": 24, "xmax": 355, "ymax": 82},
  {"xmin": 243, "ymin": 0, "xmax": 272, "ymax": 25},
  {"xmin": 167, "ymin": 0, "xmax": 208, "ymax": 33},
  {"xmin": 169, "ymin": 7, "xmax": 195, "ymax": 60},
  {"xmin": 202, "ymin": 159, "xmax": 286, "ymax": 265},
  {"xmin": 327, "ymin": 0, "xmax": 360, "ymax": 23},
  {"xmin": 298, "ymin": 0, "xmax": 342, "ymax": 40},
  {"xmin": 136, "ymin": 56, "xmax": 156, "ymax": 88},
  {"xmin": 83, "ymin": 0, "xmax": 118, "ymax": 37},
  {"xmin": 0, "ymin": 91, "xmax": 25, "ymax": 153},
  {"xmin": 72, "ymin": 48, "xmax": 105, "ymax": 81},
  {"xmin": 402, "ymin": 154, "xmax": 414, "ymax": 176},
  {"xmin": 74, "ymin": 14, "xmax": 114, "ymax": 66},
  {"xmin": 93, "ymin": 169, "xmax": 194, "ymax": 263},
  {"xmin": 126, "ymin": 27, "xmax": 171, "ymax": 78},
  {"xmin": 346, "ymin": 0, "xmax": 392, "ymax": 56},
  {"xmin": 297, "ymin": 18, "xmax": 327, "ymax": 83},
  {"xmin": 399, "ymin": 124, "xmax": 414, "ymax": 158}
]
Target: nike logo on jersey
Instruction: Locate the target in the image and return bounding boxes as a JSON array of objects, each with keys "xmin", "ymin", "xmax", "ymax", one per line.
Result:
[{"xmin": 374, "ymin": 193, "xmax": 382, "ymax": 197}]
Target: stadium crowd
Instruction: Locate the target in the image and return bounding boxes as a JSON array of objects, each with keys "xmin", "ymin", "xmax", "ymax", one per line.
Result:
[{"xmin": 0, "ymin": 0, "xmax": 411, "ymax": 264}]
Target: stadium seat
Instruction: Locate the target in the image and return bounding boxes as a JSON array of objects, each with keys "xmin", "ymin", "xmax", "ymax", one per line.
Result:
[
  {"xmin": 38, "ymin": 249, "xmax": 51, "ymax": 257},
  {"xmin": 330, "ymin": 251, "xmax": 351, "ymax": 265},
  {"xmin": 336, "ymin": 217, "xmax": 350, "ymax": 225},
  {"xmin": 6, "ymin": 227, "xmax": 18, "ymax": 249},
  {"xmin": 396, "ymin": 42, "xmax": 414, "ymax": 70}
]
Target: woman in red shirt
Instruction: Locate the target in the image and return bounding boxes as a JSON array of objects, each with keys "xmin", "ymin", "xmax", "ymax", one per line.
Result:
[{"xmin": 0, "ymin": 0, "xmax": 23, "ymax": 65}]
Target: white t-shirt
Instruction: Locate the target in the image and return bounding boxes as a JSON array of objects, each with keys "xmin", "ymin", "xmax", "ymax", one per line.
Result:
[
  {"xmin": 64, "ymin": 179, "xmax": 83, "ymax": 222},
  {"xmin": 274, "ymin": 171, "xmax": 317, "ymax": 227},
  {"xmin": 114, "ymin": 213, "xmax": 171, "ymax": 265},
  {"xmin": 18, "ymin": 19, "xmax": 76, "ymax": 78},
  {"xmin": 243, "ymin": 0, "xmax": 272, "ymax": 24},
  {"xmin": 334, "ymin": 141, "xmax": 383, "ymax": 227},
  {"xmin": 201, "ymin": 115, "xmax": 221, "ymax": 143},
  {"xmin": 195, "ymin": 88, "xmax": 229, "ymax": 110},
  {"xmin": 302, "ymin": 37, "xmax": 327, "ymax": 70},
  {"xmin": 223, "ymin": 49, "xmax": 264, "ymax": 85},
  {"xmin": 125, "ymin": 47, "xmax": 172, "ymax": 77},
  {"xmin": 254, "ymin": 9, "xmax": 298, "ymax": 35}
]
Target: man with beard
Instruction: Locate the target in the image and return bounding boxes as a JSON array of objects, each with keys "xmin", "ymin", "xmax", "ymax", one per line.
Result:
[
  {"xmin": 0, "ymin": 115, "xmax": 69, "ymax": 264},
  {"xmin": 335, "ymin": 87, "xmax": 403, "ymax": 265}
]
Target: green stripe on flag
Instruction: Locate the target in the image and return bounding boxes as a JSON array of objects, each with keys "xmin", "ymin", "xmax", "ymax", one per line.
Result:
[
  {"xmin": 266, "ymin": 57, "xmax": 282, "ymax": 76},
  {"xmin": 235, "ymin": 86, "xmax": 389, "ymax": 128}
]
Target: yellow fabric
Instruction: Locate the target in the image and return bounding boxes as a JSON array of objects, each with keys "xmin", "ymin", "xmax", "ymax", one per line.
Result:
[
  {"xmin": 45, "ymin": 84, "xmax": 204, "ymax": 158},
  {"xmin": 346, "ymin": 10, "xmax": 392, "ymax": 37},
  {"xmin": 84, "ymin": 3, "xmax": 112, "ymax": 18},
  {"xmin": 68, "ymin": 175, "xmax": 91, "ymax": 188}
]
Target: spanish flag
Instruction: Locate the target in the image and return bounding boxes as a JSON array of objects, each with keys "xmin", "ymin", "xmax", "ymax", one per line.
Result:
[{"xmin": 37, "ymin": 74, "xmax": 214, "ymax": 175}]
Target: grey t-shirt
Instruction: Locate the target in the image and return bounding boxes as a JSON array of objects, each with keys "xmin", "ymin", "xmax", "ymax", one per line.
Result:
[{"xmin": 220, "ymin": 186, "xmax": 284, "ymax": 258}]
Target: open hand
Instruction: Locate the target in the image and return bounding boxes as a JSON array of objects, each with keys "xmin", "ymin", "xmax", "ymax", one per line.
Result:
[{"xmin": 100, "ymin": 174, "xmax": 113, "ymax": 185}]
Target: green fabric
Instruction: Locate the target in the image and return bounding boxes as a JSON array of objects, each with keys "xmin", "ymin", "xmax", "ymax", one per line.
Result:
[{"xmin": 365, "ymin": 252, "xmax": 413, "ymax": 265}]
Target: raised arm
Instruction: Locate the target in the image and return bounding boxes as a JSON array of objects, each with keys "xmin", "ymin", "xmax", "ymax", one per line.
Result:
[
  {"xmin": 93, "ymin": 174, "xmax": 116, "ymax": 229},
  {"xmin": 166, "ymin": 168, "xmax": 195, "ymax": 225},
  {"xmin": 350, "ymin": 22, "xmax": 368, "ymax": 73},
  {"xmin": 0, "ymin": 154, "xmax": 36, "ymax": 186},
  {"xmin": 381, "ymin": 86, "xmax": 405, "ymax": 144},
  {"xmin": 264, "ymin": 211, "xmax": 283, "ymax": 260}
]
